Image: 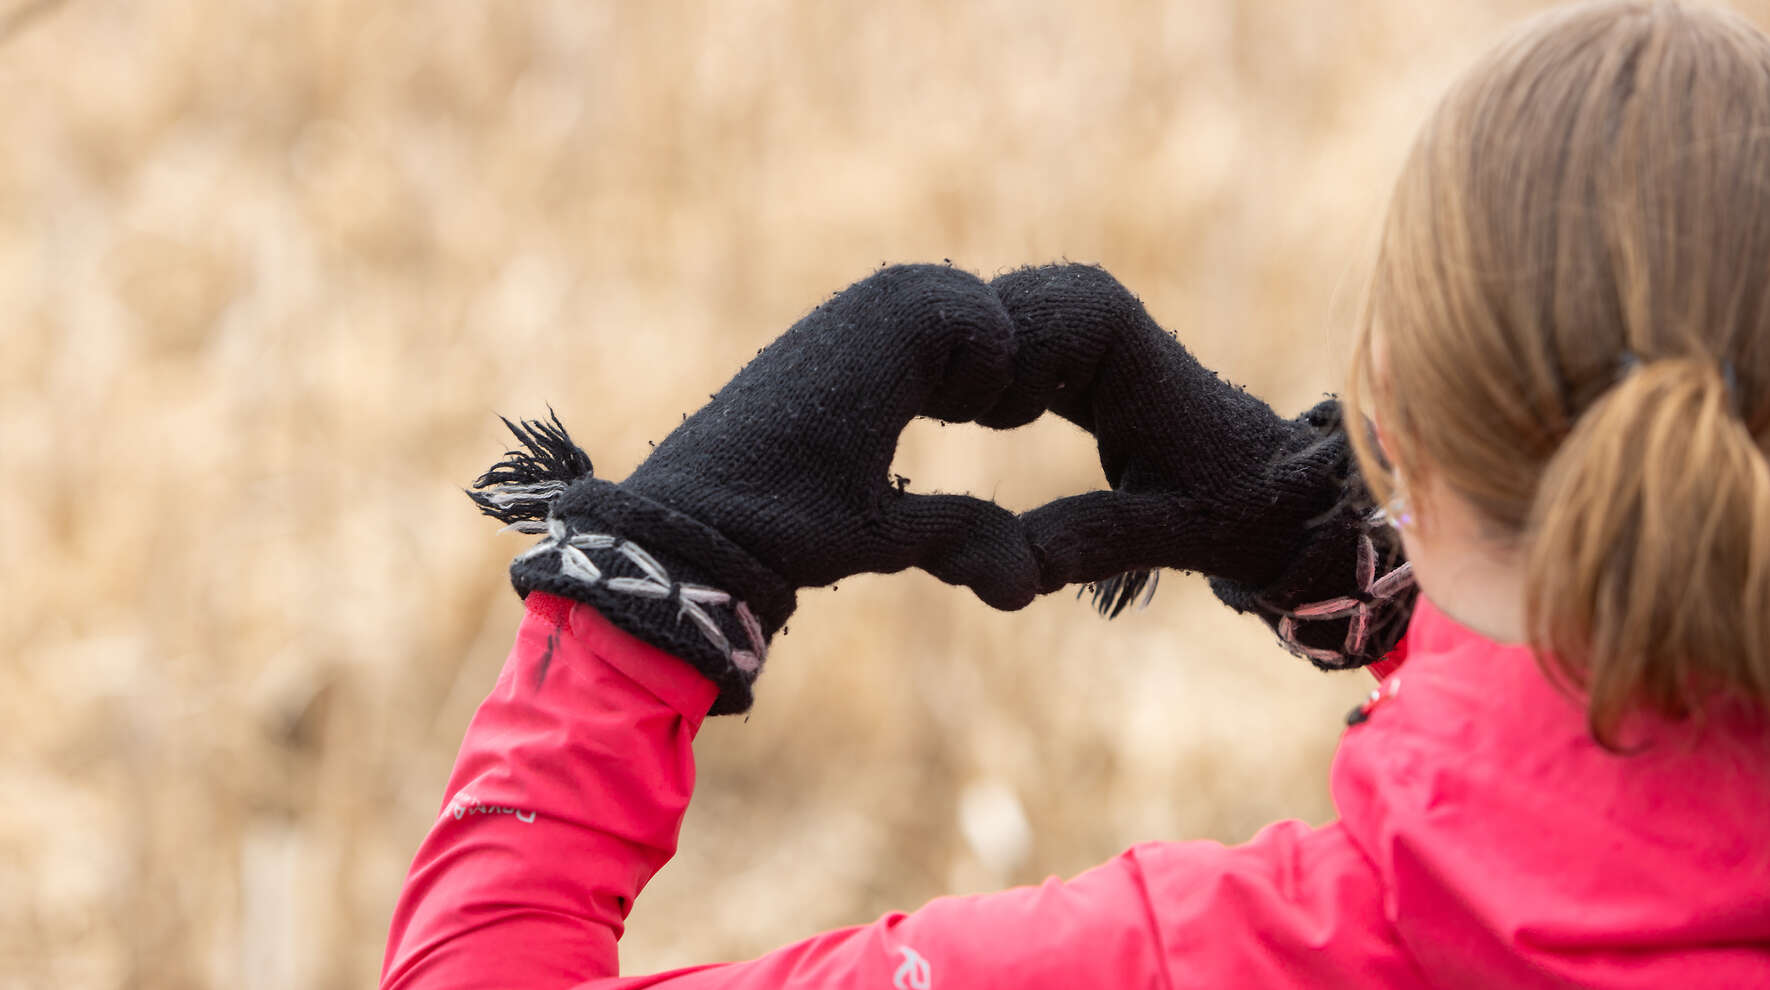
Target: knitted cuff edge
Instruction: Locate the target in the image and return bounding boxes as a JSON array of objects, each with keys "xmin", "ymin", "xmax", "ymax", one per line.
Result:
[{"xmin": 509, "ymin": 518, "xmax": 777, "ymax": 716}]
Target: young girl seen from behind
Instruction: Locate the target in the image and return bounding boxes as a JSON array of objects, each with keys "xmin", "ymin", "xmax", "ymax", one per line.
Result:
[{"xmin": 383, "ymin": 3, "xmax": 1770, "ymax": 986}]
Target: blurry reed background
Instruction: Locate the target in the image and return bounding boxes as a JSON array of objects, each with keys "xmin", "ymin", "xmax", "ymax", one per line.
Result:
[{"xmin": 4, "ymin": 0, "xmax": 1740, "ymax": 986}]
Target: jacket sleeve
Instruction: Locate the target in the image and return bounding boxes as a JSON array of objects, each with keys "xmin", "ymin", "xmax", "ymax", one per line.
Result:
[
  {"xmin": 382, "ymin": 592, "xmax": 1421, "ymax": 990},
  {"xmin": 380, "ymin": 591, "xmax": 719, "ymax": 989}
]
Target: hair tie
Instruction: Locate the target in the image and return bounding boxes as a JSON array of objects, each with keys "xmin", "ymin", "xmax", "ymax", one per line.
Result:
[
  {"xmin": 1721, "ymin": 358, "xmax": 1743, "ymax": 417},
  {"xmin": 1613, "ymin": 350, "xmax": 1744, "ymax": 417}
]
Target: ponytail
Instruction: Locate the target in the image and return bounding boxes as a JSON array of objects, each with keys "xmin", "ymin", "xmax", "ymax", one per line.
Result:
[{"xmin": 1524, "ymin": 357, "xmax": 1770, "ymax": 747}]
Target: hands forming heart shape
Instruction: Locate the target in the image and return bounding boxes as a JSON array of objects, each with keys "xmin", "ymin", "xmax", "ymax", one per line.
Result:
[{"xmin": 470, "ymin": 263, "xmax": 1415, "ymax": 715}]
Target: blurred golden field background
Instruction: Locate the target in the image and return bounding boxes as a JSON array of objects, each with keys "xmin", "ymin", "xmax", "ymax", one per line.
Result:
[{"xmin": 7, "ymin": 0, "xmax": 1756, "ymax": 986}]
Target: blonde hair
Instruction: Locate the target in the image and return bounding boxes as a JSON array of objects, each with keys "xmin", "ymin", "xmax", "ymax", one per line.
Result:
[{"xmin": 1346, "ymin": 0, "xmax": 1770, "ymax": 746}]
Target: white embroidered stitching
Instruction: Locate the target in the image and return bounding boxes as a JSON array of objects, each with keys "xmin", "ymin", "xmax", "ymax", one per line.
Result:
[
  {"xmin": 477, "ymin": 481, "xmax": 570, "ymax": 511},
  {"xmin": 730, "ymin": 602, "xmax": 764, "ymax": 673},
  {"xmin": 1274, "ymin": 533, "xmax": 1415, "ymax": 665},
  {"xmin": 518, "ymin": 519, "xmax": 770, "ymax": 674}
]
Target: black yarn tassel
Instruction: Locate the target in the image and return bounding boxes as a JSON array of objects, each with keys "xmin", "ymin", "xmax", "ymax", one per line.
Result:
[
  {"xmin": 1083, "ymin": 568, "xmax": 1160, "ymax": 619},
  {"xmin": 467, "ymin": 410, "xmax": 594, "ymax": 530}
]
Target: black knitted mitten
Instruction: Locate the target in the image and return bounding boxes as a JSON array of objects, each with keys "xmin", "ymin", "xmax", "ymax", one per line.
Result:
[
  {"xmin": 984, "ymin": 264, "xmax": 1416, "ymax": 669},
  {"xmin": 469, "ymin": 264, "xmax": 1040, "ymax": 714}
]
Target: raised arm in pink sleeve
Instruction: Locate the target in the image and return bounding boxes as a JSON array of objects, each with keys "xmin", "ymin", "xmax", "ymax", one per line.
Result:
[
  {"xmin": 382, "ymin": 590, "xmax": 1421, "ymax": 989},
  {"xmin": 381, "ymin": 591, "xmax": 718, "ymax": 988}
]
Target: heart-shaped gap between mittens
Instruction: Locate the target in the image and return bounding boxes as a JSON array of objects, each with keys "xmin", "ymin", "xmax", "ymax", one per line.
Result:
[
  {"xmin": 889, "ymin": 416, "xmax": 1103, "ymax": 516},
  {"xmin": 891, "ymin": 415, "xmax": 1158, "ymax": 617}
]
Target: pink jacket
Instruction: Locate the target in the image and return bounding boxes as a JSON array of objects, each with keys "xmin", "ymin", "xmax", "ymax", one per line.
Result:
[{"xmin": 381, "ymin": 591, "xmax": 1770, "ymax": 988}]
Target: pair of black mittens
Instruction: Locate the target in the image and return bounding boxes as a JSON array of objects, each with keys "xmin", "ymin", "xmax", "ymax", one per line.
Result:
[{"xmin": 472, "ymin": 263, "xmax": 1416, "ymax": 717}]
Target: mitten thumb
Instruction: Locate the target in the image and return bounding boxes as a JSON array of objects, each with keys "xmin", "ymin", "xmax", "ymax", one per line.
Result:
[{"xmin": 862, "ymin": 491, "xmax": 1041, "ymax": 611}]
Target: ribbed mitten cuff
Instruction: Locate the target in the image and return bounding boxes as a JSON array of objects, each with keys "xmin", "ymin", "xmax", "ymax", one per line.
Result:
[
  {"xmin": 1208, "ymin": 519, "xmax": 1417, "ymax": 670},
  {"xmin": 509, "ymin": 492, "xmax": 794, "ymax": 716}
]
